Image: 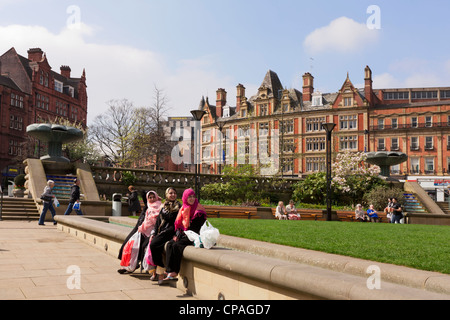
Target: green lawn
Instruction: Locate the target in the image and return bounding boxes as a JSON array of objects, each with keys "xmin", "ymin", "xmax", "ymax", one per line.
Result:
[{"xmin": 208, "ymin": 218, "xmax": 450, "ymax": 274}]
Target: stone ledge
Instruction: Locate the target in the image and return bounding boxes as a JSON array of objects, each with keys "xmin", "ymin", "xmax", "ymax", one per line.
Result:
[
  {"xmin": 54, "ymin": 216, "xmax": 450, "ymax": 300},
  {"xmin": 216, "ymin": 234, "xmax": 450, "ymax": 296}
]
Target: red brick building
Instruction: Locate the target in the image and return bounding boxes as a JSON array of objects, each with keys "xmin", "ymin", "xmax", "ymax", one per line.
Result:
[
  {"xmin": 198, "ymin": 66, "xmax": 450, "ymax": 188},
  {"xmin": 0, "ymin": 47, "xmax": 87, "ymax": 180}
]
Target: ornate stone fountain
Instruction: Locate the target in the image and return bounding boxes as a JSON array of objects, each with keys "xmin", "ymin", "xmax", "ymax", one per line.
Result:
[
  {"xmin": 365, "ymin": 151, "xmax": 408, "ymax": 177},
  {"xmin": 26, "ymin": 123, "xmax": 84, "ymax": 162}
]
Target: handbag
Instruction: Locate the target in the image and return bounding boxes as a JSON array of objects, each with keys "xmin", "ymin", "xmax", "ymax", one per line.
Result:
[
  {"xmin": 73, "ymin": 202, "xmax": 81, "ymax": 210},
  {"xmin": 40, "ymin": 194, "xmax": 53, "ymax": 202},
  {"xmin": 53, "ymin": 197, "xmax": 60, "ymax": 208}
]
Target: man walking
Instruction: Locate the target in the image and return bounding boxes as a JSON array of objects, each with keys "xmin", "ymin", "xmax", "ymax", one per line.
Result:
[{"xmin": 64, "ymin": 178, "xmax": 83, "ymax": 216}]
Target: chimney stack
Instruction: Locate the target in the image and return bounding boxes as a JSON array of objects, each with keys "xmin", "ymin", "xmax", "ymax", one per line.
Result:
[
  {"xmin": 364, "ymin": 65, "xmax": 373, "ymax": 106},
  {"xmin": 27, "ymin": 48, "xmax": 43, "ymax": 62},
  {"xmin": 236, "ymin": 84, "xmax": 245, "ymax": 113},
  {"xmin": 302, "ymin": 72, "xmax": 314, "ymax": 102},
  {"xmin": 60, "ymin": 65, "xmax": 71, "ymax": 78},
  {"xmin": 216, "ymin": 88, "xmax": 227, "ymax": 118}
]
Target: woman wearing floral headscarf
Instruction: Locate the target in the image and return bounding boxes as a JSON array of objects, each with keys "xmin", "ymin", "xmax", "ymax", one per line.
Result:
[
  {"xmin": 149, "ymin": 187, "xmax": 181, "ymax": 284},
  {"xmin": 162, "ymin": 188, "xmax": 207, "ymax": 283}
]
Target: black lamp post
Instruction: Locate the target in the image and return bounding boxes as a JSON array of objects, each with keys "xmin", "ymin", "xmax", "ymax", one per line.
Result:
[
  {"xmin": 322, "ymin": 123, "xmax": 336, "ymax": 221},
  {"xmin": 190, "ymin": 109, "xmax": 207, "ymax": 200}
]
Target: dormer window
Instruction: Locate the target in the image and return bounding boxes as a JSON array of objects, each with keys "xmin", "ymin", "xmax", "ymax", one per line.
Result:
[
  {"xmin": 312, "ymin": 92, "xmax": 323, "ymax": 107},
  {"xmin": 55, "ymin": 80, "xmax": 63, "ymax": 93}
]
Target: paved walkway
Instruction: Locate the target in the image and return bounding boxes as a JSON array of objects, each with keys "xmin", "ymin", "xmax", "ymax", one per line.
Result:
[{"xmin": 0, "ymin": 220, "xmax": 196, "ymax": 300}]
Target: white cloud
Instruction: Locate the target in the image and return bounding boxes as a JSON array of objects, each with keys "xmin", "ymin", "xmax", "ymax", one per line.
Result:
[
  {"xmin": 0, "ymin": 24, "xmax": 233, "ymax": 124},
  {"xmin": 303, "ymin": 17, "xmax": 380, "ymax": 55}
]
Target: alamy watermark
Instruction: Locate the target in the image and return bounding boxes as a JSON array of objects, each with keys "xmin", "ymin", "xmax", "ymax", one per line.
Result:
[
  {"xmin": 366, "ymin": 265, "xmax": 381, "ymax": 290},
  {"xmin": 367, "ymin": 5, "xmax": 381, "ymax": 30},
  {"xmin": 66, "ymin": 265, "xmax": 81, "ymax": 290},
  {"xmin": 66, "ymin": 5, "xmax": 82, "ymax": 30},
  {"xmin": 170, "ymin": 124, "xmax": 280, "ymax": 176}
]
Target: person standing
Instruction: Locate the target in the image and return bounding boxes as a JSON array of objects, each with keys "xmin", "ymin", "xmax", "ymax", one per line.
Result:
[
  {"xmin": 391, "ymin": 198, "xmax": 403, "ymax": 224},
  {"xmin": 127, "ymin": 185, "xmax": 141, "ymax": 216},
  {"xmin": 38, "ymin": 180, "xmax": 57, "ymax": 226},
  {"xmin": 64, "ymin": 178, "xmax": 83, "ymax": 216}
]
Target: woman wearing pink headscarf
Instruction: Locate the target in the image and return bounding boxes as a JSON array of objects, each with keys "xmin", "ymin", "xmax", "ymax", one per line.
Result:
[
  {"xmin": 162, "ymin": 188, "xmax": 206, "ymax": 282},
  {"xmin": 138, "ymin": 191, "xmax": 162, "ymax": 236}
]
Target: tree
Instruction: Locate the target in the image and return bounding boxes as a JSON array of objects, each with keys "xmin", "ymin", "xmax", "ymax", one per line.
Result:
[{"xmin": 90, "ymin": 99, "xmax": 137, "ymax": 167}]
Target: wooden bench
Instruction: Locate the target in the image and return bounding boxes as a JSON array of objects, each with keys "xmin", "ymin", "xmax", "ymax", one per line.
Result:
[
  {"xmin": 271, "ymin": 208, "xmax": 324, "ymax": 220},
  {"xmin": 338, "ymin": 211, "xmax": 388, "ymax": 223},
  {"xmin": 204, "ymin": 205, "xmax": 259, "ymax": 219}
]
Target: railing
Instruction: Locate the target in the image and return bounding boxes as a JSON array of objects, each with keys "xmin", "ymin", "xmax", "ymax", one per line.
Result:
[
  {"xmin": 90, "ymin": 166, "xmax": 300, "ymax": 192},
  {"xmin": 370, "ymin": 122, "xmax": 450, "ymax": 131}
]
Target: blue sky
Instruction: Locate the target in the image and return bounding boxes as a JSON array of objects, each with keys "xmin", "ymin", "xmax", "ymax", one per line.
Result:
[{"xmin": 1, "ymin": 0, "xmax": 450, "ymax": 124}]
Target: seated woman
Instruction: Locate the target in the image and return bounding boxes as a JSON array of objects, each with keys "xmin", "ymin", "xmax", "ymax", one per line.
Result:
[
  {"xmin": 163, "ymin": 188, "xmax": 207, "ymax": 283},
  {"xmin": 286, "ymin": 200, "xmax": 300, "ymax": 220},
  {"xmin": 354, "ymin": 204, "xmax": 366, "ymax": 222},
  {"xmin": 275, "ymin": 201, "xmax": 288, "ymax": 220}
]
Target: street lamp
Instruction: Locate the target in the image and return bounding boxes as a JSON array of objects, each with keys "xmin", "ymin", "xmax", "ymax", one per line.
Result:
[
  {"xmin": 191, "ymin": 109, "xmax": 207, "ymax": 200},
  {"xmin": 322, "ymin": 123, "xmax": 336, "ymax": 221},
  {"xmin": 215, "ymin": 120, "xmax": 226, "ymax": 175}
]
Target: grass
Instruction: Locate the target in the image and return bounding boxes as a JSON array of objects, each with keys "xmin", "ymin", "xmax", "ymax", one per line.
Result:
[{"xmin": 208, "ymin": 218, "xmax": 450, "ymax": 274}]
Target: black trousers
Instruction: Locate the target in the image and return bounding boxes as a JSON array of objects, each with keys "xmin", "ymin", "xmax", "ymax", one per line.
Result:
[
  {"xmin": 165, "ymin": 235, "xmax": 193, "ymax": 274},
  {"xmin": 150, "ymin": 230, "xmax": 174, "ymax": 269}
]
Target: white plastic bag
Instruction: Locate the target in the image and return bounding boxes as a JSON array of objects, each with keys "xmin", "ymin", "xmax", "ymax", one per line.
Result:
[
  {"xmin": 185, "ymin": 230, "xmax": 203, "ymax": 248},
  {"xmin": 53, "ymin": 197, "xmax": 60, "ymax": 207},
  {"xmin": 120, "ymin": 231, "xmax": 141, "ymax": 272},
  {"xmin": 199, "ymin": 220, "xmax": 220, "ymax": 249}
]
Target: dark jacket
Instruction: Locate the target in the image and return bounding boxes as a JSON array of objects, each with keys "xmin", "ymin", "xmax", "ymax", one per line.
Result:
[
  {"xmin": 128, "ymin": 190, "xmax": 141, "ymax": 213},
  {"xmin": 69, "ymin": 185, "xmax": 81, "ymax": 204}
]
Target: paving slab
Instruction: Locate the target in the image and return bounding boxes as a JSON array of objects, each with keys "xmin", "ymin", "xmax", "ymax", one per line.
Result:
[{"xmin": 0, "ymin": 220, "xmax": 196, "ymax": 300}]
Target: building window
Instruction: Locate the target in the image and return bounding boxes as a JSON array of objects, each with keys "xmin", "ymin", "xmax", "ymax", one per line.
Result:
[
  {"xmin": 377, "ymin": 138, "xmax": 385, "ymax": 151},
  {"xmin": 281, "ymin": 120, "xmax": 294, "ymax": 134},
  {"xmin": 306, "ymin": 137, "xmax": 325, "ymax": 152},
  {"xmin": 425, "ymin": 116, "xmax": 432, "ymax": 127},
  {"xmin": 259, "ymin": 123, "xmax": 269, "ymax": 136},
  {"xmin": 425, "ymin": 137, "xmax": 434, "ymax": 150},
  {"xmin": 425, "ymin": 158, "xmax": 435, "ymax": 174},
  {"xmin": 411, "ymin": 91, "xmax": 437, "ymax": 99},
  {"xmin": 411, "ymin": 137, "xmax": 419, "ymax": 150},
  {"xmin": 410, "ymin": 158, "xmax": 420, "ymax": 174},
  {"xmin": 306, "ymin": 157, "xmax": 325, "ymax": 172},
  {"xmin": 259, "ymin": 104, "xmax": 268, "ymax": 116},
  {"xmin": 411, "ymin": 117, "xmax": 418, "ymax": 128},
  {"xmin": 391, "ymin": 138, "xmax": 399, "ymax": 151},
  {"xmin": 340, "ymin": 115, "xmax": 357, "ymax": 130},
  {"xmin": 344, "ymin": 97, "xmax": 353, "ymax": 107},
  {"xmin": 391, "ymin": 118, "xmax": 398, "ymax": 129},
  {"xmin": 306, "ymin": 117, "xmax": 325, "ymax": 132},
  {"xmin": 441, "ymin": 90, "xmax": 450, "ymax": 99},
  {"xmin": 378, "ymin": 119, "xmax": 384, "ymax": 130},
  {"xmin": 202, "ymin": 129, "xmax": 211, "ymax": 143},
  {"xmin": 339, "ymin": 136, "xmax": 357, "ymax": 150},
  {"xmin": 383, "ymin": 91, "xmax": 409, "ymax": 100}
]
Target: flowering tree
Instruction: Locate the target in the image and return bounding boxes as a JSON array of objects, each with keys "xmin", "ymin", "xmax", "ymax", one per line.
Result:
[
  {"xmin": 332, "ymin": 151, "xmax": 381, "ymax": 193},
  {"xmin": 293, "ymin": 151, "xmax": 384, "ymax": 206}
]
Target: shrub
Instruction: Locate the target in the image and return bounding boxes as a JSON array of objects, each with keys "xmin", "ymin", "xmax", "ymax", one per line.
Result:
[
  {"xmin": 14, "ymin": 174, "xmax": 26, "ymax": 189},
  {"xmin": 363, "ymin": 185, "xmax": 405, "ymax": 211}
]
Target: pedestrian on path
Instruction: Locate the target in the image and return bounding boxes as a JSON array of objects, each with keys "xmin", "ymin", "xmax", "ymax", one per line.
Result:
[
  {"xmin": 64, "ymin": 178, "xmax": 83, "ymax": 216},
  {"xmin": 38, "ymin": 180, "xmax": 57, "ymax": 226}
]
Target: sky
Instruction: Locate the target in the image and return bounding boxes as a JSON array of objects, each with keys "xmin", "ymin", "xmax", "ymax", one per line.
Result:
[{"xmin": 1, "ymin": 0, "xmax": 450, "ymax": 125}]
